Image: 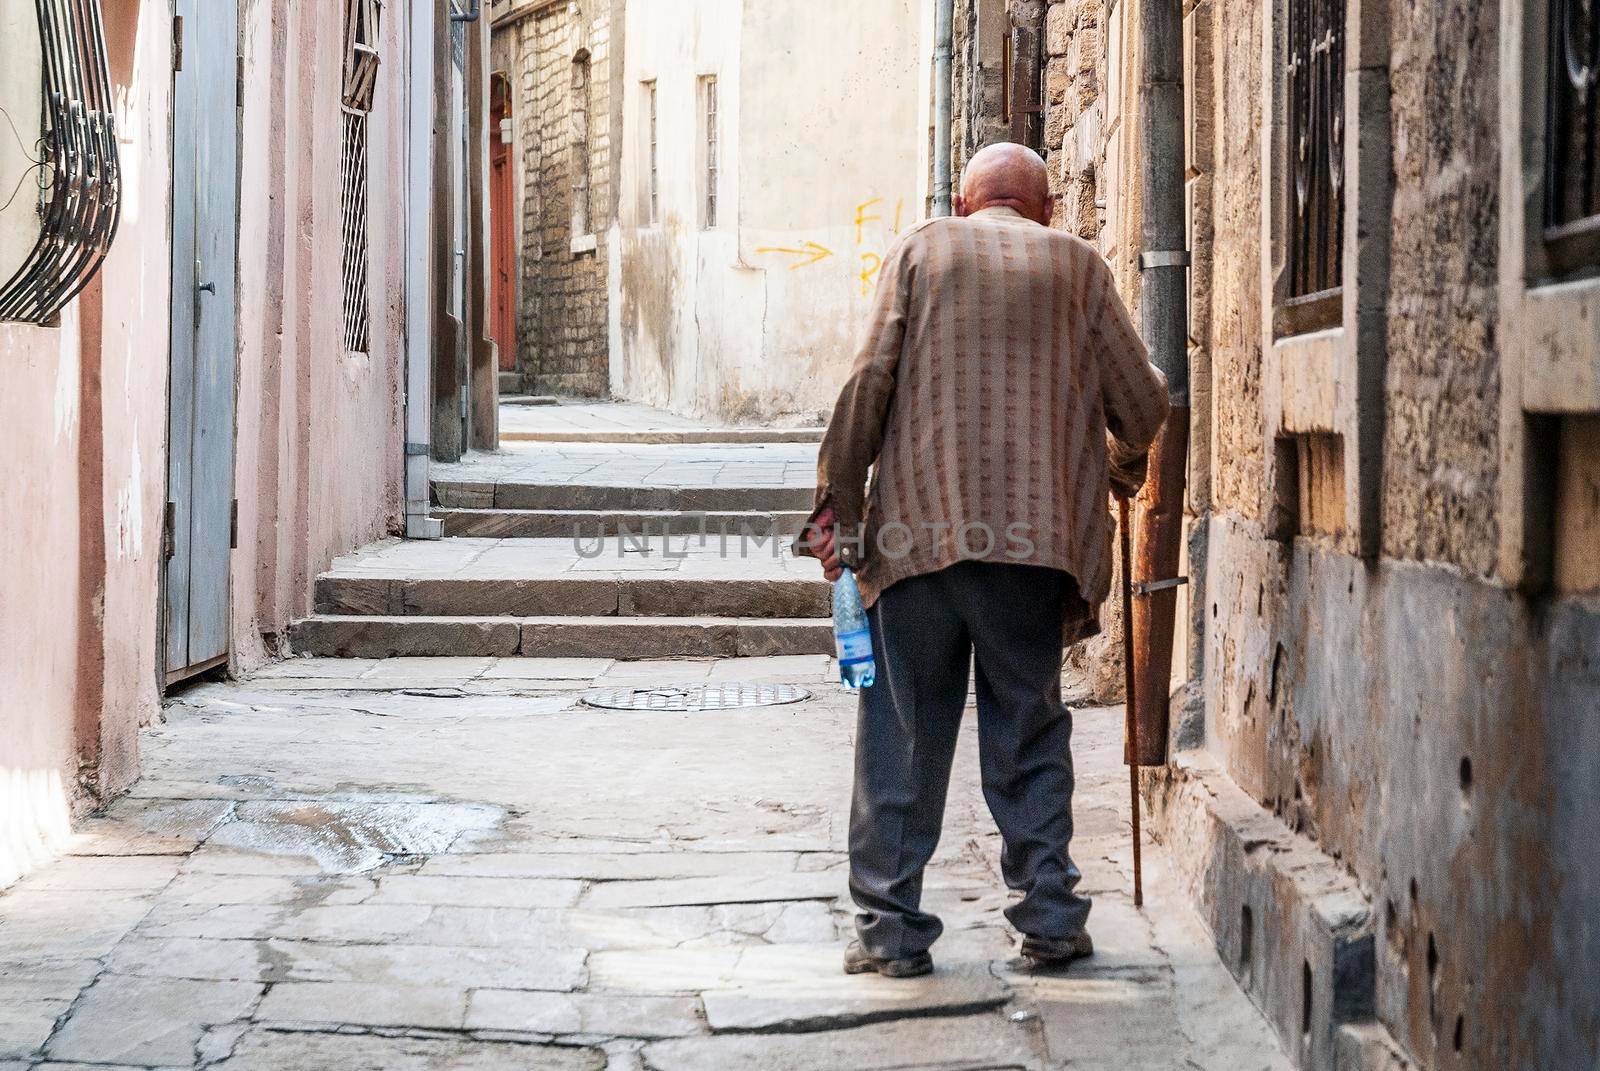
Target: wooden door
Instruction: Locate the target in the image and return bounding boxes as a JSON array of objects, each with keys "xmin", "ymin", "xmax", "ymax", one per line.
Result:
[
  {"xmin": 490, "ymin": 78, "xmax": 516, "ymax": 372},
  {"xmin": 165, "ymin": 0, "xmax": 239, "ymax": 682}
]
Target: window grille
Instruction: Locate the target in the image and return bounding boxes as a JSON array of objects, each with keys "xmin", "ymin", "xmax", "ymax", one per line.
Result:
[
  {"xmin": 340, "ymin": 0, "xmax": 380, "ymax": 353},
  {"xmin": 704, "ymin": 76, "xmax": 718, "ymax": 229},
  {"xmin": 0, "ymin": 0, "xmax": 122, "ymax": 325},
  {"xmin": 646, "ymin": 80, "xmax": 658, "ymax": 224},
  {"xmin": 571, "ymin": 54, "xmax": 592, "ymax": 239},
  {"xmin": 1283, "ymin": 0, "xmax": 1344, "ymax": 320},
  {"xmin": 1547, "ymin": 0, "xmax": 1600, "ymax": 264}
]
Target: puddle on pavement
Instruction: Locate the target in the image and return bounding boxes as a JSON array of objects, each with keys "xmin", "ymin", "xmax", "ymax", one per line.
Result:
[{"xmin": 204, "ymin": 796, "xmax": 506, "ymax": 874}]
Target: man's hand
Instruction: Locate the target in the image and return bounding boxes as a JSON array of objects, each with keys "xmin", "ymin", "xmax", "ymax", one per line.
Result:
[{"xmin": 804, "ymin": 506, "xmax": 845, "ymax": 582}]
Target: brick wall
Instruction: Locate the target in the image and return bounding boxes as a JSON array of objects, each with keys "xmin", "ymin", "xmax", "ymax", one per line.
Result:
[{"xmin": 493, "ymin": 1, "xmax": 612, "ymax": 397}]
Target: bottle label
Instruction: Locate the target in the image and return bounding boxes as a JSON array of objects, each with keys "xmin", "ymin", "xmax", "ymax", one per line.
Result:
[{"xmin": 836, "ymin": 628, "xmax": 873, "ymax": 665}]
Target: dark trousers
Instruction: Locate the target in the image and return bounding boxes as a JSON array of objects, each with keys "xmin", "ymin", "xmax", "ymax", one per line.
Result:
[{"xmin": 850, "ymin": 561, "xmax": 1091, "ymax": 959}]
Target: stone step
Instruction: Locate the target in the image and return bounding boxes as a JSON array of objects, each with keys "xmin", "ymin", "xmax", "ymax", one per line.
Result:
[
  {"xmin": 290, "ymin": 616, "xmax": 835, "ymax": 659},
  {"xmin": 434, "ymin": 482, "xmax": 816, "ymax": 514},
  {"xmin": 316, "ymin": 574, "xmax": 829, "ymax": 620},
  {"xmin": 500, "ymin": 427, "xmax": 824, "ymax": 445},
  {"xmin": 435, "ymin": 508, "xmax": 812, "ymax": 540}
]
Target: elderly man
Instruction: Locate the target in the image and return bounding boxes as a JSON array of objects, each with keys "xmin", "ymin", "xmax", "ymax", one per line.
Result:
[{"xmin": 801, "ymin": 143, "xmax": 1169, "ymax": 978}]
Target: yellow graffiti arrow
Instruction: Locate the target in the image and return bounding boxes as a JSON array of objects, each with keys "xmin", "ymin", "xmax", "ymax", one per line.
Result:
[{"xmin": 755, "ymin": 241, "xmax": 835, "ymax": 269}]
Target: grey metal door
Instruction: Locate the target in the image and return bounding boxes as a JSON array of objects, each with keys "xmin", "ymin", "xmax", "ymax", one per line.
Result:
[{"xmin": 165, "ymin": 0, "xmax": 239, "ymax": 681}]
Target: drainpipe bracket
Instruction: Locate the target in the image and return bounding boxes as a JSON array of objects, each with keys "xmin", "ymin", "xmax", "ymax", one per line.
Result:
[
  {"xmin": 1133, "ymin": 576, "xmax": 1189, "ymax": 597},
  {"xmin": 1139, "ymin": 250, "xmax": 1192, "ymax": 270}
]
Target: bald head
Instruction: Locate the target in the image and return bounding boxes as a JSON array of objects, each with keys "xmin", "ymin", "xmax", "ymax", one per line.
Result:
[{"xmin": 956, "ymin": 143, "xmax": 1054, "ymax": 225}]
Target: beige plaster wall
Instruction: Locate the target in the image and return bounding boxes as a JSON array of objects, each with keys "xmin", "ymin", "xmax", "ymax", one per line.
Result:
[{"xmin": 614, "ymin": 0, "xmax": 930, "ymax": 423}]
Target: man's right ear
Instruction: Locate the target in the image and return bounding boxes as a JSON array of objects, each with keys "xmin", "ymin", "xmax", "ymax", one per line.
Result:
[{"xmin": 953, "ymin": 195, "xmax": 969, "ymax": 218}]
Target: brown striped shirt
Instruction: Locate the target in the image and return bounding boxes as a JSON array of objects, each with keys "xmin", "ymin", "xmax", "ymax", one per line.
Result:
[{"xmin": 803, "ymin": 206, "xmax": 1168, "ymax": 641}]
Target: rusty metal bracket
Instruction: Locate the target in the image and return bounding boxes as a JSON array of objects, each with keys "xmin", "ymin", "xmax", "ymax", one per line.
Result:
[{"xmin": 1132, "ymin": 575, "xmax": 1189, "ymax": 598}]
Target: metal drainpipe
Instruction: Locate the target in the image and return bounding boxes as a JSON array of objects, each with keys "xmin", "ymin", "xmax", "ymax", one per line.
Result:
[
  {"xmin": 932, "ymin": 0, "xmax": 955, "ymax": 217},
  {"xmin": 1131, "ymin": 0, "xmax": 1190, "ymax": 765},
  {"xmin": 406, "ymin": 0, "xmax": 444, "ymax": 539}
]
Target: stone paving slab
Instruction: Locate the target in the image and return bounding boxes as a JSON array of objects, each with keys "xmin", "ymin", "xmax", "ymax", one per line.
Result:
[
  {"xmin": 431, "ymin": 441, "xmax": 817, "ymax": 494},
  {"xmin": 580, "ymin": 872, "xmax": 845, "ymax": 910},
  {"xmin": 18, "ymin": 855, "xmax": 183, "ymax": 892},
  {"xmin": 255, "ymin": 981, "xmax": 468, "ymax": 1030},
  {"xmin": 700, "ymin": 955, "xmax": 1011, "ymax": 1033},
  {"xmin": 104, "ymin": 937, "xmax": 270, "ymax": 983},
  {"xmin": 319, "ymin": 535, "xmax": 820, "ymax": 582},
  {"xmin": 640, "ymin": 1011, "xmax": 1044, "ymax": 1071},
  {"xmin": 43, "ymin": 976, "xmax": 262, "ymax": 1066},
  {"xmin": 498, "ymin": 399, "xmax": 822, "ymax": 436},
  {"xmin": 366, "ymin": 875, "xmax": 585, "ymax": 909},
  {"xmin": 419, "ymin": 850, "xmax": 807, "ymax": 881},
  {"xmin": 466, "ymin": 990, "xmax": 705, "ymax": 1038},
  {"xmin": 291, "ymin": 615, "xmax": 836, "ymax": 660},
  {"xmin": 438, "ymin": 507, "xmax": 811, "ymax": 540},
  {"xmin": 209, "ymin": 1029, "xmax": 607, "ymax": 1070},
  {"xmin": 265, "ymin": 939, "xmax": 586, "ymax": 991},
  {"xmin": 518, "ymin": 901, "xmax": 835, "ymax": 954},
  {"xmin": 1, "ymin": 660, "xmax": 1289, "ymax": 1070}
]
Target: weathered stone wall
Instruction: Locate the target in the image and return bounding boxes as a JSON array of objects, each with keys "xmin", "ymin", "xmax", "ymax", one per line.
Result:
[
  {"xmin": 1042, "ymin": 0, "xmax": 1101, "ymax": 236},
  {"xmin": 1149, "ymin": 0, "xmax": 1600, "ymax": 1065},
  {"xmin": 1204, "ymin": 0, "xmax": 1265, "ymax": 522},
  {"xmin": 1380, "ymin": 0, "xmax": 1501, "ymax": 575},
  {"xmin": 492, "ymin": 0, "xmax": 612, "ymax": 397}
]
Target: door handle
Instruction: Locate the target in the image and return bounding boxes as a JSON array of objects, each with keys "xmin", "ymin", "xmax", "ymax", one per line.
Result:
[{"xmin": 198, "ymin": 281, "xmax": 216, "ymax": 294}]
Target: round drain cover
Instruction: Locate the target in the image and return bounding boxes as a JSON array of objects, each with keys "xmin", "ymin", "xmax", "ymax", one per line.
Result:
[{"xmin": 581, "ymin": 682, "xmax": 812, "ymax": 712}]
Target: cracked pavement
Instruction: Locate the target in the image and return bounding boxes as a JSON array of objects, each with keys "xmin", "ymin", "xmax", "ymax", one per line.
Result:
[{"xmin": 0, "ymin": 655, "xmax": 1290, "ymax": 1070}]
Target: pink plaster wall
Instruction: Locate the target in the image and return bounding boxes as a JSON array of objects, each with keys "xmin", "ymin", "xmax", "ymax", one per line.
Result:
[
  {"xmin": 231, "ymin": 0, "xmax": 405, "ymax": 669},
  {"xmin": 1, "ymin": 0, "xmax": 171, "ymax": 886},
  {"xmin": 3, "ymin": 0, "xmax": 407, "ymax": 886}
]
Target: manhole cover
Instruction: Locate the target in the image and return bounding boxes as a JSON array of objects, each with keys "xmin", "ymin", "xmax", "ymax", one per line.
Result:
[{"xmin": 581, "ymin": 682, "xmax": 812, "ymax": 711}]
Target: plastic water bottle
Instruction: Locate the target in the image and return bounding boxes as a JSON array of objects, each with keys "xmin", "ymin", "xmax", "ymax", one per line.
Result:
[{"xmin": 832, "ymin": 567, "xmax": 877, "ymax": 689}]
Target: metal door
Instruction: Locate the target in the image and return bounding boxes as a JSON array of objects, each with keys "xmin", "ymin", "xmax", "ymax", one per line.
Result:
[{"xmin": 165, "ymin": 0, "xmax": 239, "ymax": 681}]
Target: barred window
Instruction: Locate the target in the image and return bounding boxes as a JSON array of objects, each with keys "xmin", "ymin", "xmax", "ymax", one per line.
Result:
[
  {"xmin": 1547, "ymin": 0, "xmax": 1600, "ymax": 268},
  {"xmin": 0, "ymin": 0, "xmax": 122, "ymax": 325},
  {"xmin": 702, "ymin": 76, "xmax": 719, "ymax": 229},
  {"xmin": 341, "ymin": 0, "xmax": 381, "ymax": 354},
  {"xmin": 571, "ymin": 53, "xmax": 592, "ymax": 239},
  {"xmin": 645, "ymin": 80, "xmax": 659, "ymax": 225},
  {"xmin": 1282, "ymin": 0, "xmax": 1345, "ymax": 327}
]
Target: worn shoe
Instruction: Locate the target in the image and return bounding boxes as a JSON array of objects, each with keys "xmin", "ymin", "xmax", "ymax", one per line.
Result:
[
  {"xmin": 1020, "ymin": 930, "xmax": 1095, "ymax": 967},
  {"xmin": 843, "ymin": 940, "xmax": 934, "ymax": 978}
]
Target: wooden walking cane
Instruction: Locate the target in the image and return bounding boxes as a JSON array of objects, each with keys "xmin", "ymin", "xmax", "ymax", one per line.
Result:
[{"xmin": 1118, "ymin": 496, "xmax": 1144, "ymax": 908}]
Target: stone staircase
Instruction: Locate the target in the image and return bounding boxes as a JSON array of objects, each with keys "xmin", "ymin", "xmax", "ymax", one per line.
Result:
[{"xmin": 290, "ymin": 443, "xmax": 831, "ymax": 660}]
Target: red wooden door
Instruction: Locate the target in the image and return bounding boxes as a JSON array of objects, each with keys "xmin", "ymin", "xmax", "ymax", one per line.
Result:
[{"xmin": 490, "ymin": 81, "xmax": 516, "ymax": 372}]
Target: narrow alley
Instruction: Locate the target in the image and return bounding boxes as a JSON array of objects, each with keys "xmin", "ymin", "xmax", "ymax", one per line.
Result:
[
  {"xmin": 1, "ymin": 410, "xmax": 1288, "ymax": 1070},
  {"xmin": 4, "ymin": 1, "xmax": 1597, "ymax": 1069}
]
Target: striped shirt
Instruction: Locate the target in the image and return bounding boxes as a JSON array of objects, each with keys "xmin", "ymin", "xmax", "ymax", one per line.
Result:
[{"xmin": 804, "ymin": 206, "xmax": 1168, "ymax": 641}]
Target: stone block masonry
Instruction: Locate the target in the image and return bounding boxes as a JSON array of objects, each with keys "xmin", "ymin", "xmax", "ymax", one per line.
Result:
[{"xmin": 492, "ymin": 1, "xmax": 614, "ymax": 397}]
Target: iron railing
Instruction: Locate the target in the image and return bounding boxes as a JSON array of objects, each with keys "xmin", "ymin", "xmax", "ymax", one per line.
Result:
[
  {"xmin": 1548, "ymin": 0, "xmax": 1600, "ymax": 256},
  {"xmin": 1284, "ymin": 0, "xmax": 1344, "ymax": 319},
  {"xmin": 0, "ymin": 0, "xmax": 122, "ymax": 325}
]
